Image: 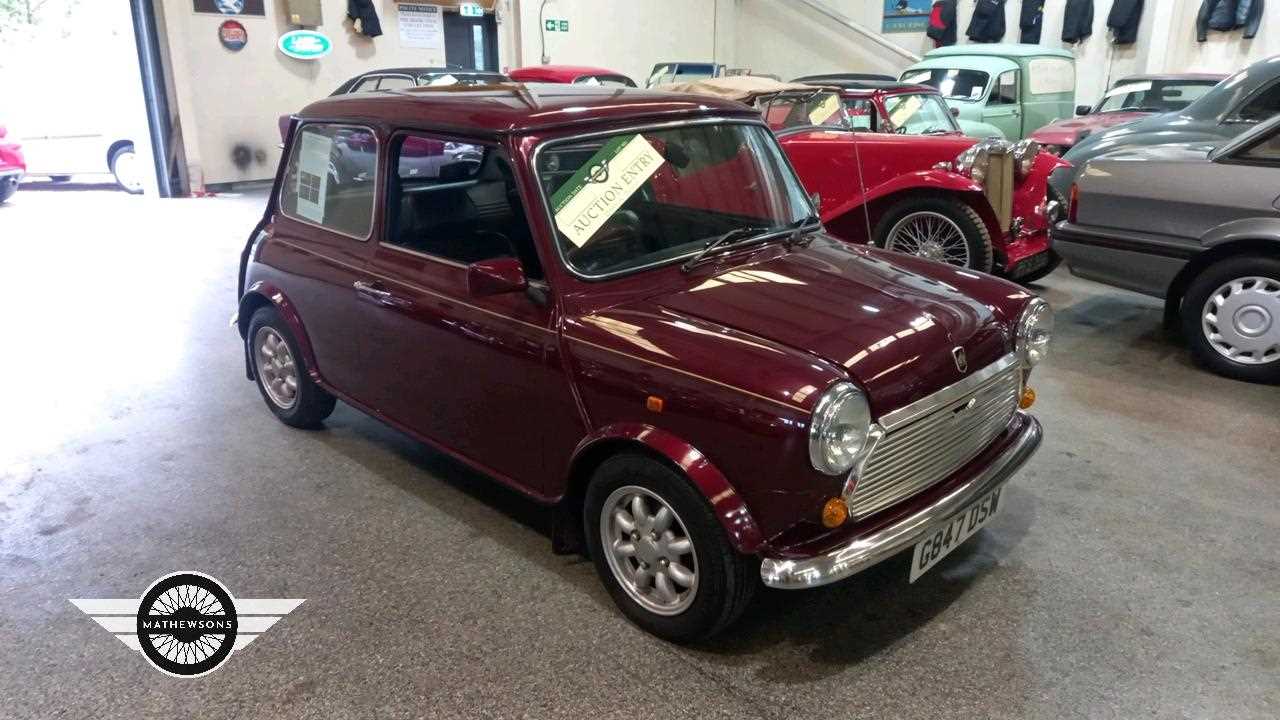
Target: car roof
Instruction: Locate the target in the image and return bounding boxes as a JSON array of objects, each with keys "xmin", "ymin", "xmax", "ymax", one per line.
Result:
[
  {"xmin": 792, "ymin": 73, "xmax": 896, "ymax": 85},
  {"xmin": 1112, "ymin": 73, "xmax": 1228, "ymax": 85},
  {"xmin": 299, "ymin": 83, "xmax": 757, "ymax": 136},
  {"xmin": 510, "ymin": 64, "xmax": 627, "ymax": 77},
  {"xmin": 332, "ymin": 68, "xmax": 509, "ymax": 95},
  {"xmin": 795, "ymin": 76, "xmax": 933, "ymax": 92},
  {"xmin": 924, "ymin": 43, "xmax": 1074, "ymax": 60}
]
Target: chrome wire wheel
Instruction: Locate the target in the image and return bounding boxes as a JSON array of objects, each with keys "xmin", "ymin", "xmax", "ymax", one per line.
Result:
[
  {"xmin": 886, "ymin": 211, "xmax": 971, "ymax": 268},
  {"xmin": 253, "ymin": 326, "xmax": 299, "ymax": 410},
  {"xmin": 600, "ymin": 485, "xmax": 698, "ymax": 616},
  {"xmin": 1202, "ymin": 276, "xmax": 1280, "ymax": 365}
]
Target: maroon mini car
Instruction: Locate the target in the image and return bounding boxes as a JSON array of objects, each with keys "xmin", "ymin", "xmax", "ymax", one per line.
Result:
[
  {"xmin": 508, "ymin": 64, "xmax": 636, "ymax": 87},
  {"xmin": 236, "ymin": 84, "xmax": 1050, "ymax": 640}
]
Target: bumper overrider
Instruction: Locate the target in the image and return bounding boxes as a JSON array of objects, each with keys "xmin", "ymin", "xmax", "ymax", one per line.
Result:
[{"xmin": 760, "ymin": 412, "xmax": 1042, "ymax": 589}]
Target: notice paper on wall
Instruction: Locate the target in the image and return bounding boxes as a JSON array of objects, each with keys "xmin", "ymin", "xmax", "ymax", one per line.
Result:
[
  {"xmin": 398, "ymin": 4, "xmax": 445, "ymax": 52},
  {"xmin": 295, "ymin": 131, "xmax": 332, "ymax": 224},
  {"xmin": 550, "ymin": 135, "xmax": 665, "ymax": 247}
]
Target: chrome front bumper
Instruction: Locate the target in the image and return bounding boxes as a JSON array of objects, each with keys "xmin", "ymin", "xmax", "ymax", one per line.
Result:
[{"xmin": 760, "ymin": 413, "xmax": 1042, "ymax": 589}]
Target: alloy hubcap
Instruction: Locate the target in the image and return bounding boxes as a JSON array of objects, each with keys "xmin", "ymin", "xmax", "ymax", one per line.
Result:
[
  {"xmin": 1202, "ymin": 276, "xmax": 1280, "ymax": 365},
  {"xmin": 886, "ymin": 211, "xmax": 971, "ymax": 268},
  {"xmin": 600, "ymin": 486, "xmax": 698, "ymax": 616},
  {"xmin": 114, "ymin": 150, "xmax": 143, "ymax": 193},
  {"xmin": 254, "ymin": 327, "xmax": 300, "ymax": 409}
]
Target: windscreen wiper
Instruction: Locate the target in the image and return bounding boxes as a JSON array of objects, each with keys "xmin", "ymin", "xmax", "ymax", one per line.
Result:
[
  {"xmin": 784, "ymin": 214, "xmax": 822, "ymax": 248},
  {"xmin": 680, "ymin": 225, "xmax": 773, "ymax": 272}
]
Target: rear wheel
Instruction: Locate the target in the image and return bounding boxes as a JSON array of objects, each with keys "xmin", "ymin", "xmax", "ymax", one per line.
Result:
[
  {"xmin": 110, "ymin": 143, "xmax": 143, "ymax": 195},
  {"xmin": 584, "ymin": 454, "xmax": 755, "ymax": 642},
  {"xmin": 874, "ymin": 196, "xmax": 994, "ymax": 273},
  {"xmin": 1182, "ymin": 256, "xmax": 1280, "ymax": 384},
  {"xmin": 247, "ymin": 306, "xmax": 337, "ymax": 427}
]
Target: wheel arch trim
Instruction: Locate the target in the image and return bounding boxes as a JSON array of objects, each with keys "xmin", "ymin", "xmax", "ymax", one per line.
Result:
[
  {"xmin": 565, "ymin": 423, "xmax": 766, "ymax": 555},
  {"xmin": 237, "ymin": 281, "xmax": 321, "ymax": 383},
  {"xmin": 1165, "ymin": 233, "xmax": 1280, "ymax": 320}
]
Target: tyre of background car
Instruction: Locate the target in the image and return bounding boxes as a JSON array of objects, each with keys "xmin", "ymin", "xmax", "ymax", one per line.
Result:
[
  {"xmin": 109, "ymin": 142, "xmax": 144, "ymax": 195},
  {"xmin": 246, "ymin": 306, "xmax": 338, "ymax": 427},
  {"xmin": 1181, "ymin": 255, "xmax": 1280, "ymax": 384},
  {"xmin": 873, "ymin": 195, "xmax": 995, "ymax": 273},
  {"xmin": 583, "ymin": 453, "xmax": 756, "ymax": 642}
]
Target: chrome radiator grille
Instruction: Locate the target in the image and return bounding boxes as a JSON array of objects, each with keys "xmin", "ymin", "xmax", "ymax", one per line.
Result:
[{"xmin": 847, "ymin": 361, "xmax": 1021, "ymax": 519}]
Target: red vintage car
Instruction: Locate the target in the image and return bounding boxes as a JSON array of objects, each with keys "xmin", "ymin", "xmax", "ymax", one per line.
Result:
[
  {"xmin": 1029, "ymin": 73, "xmax": 1227, "ymax": 155},
  {"xmin": 0, "ymin": 124, "xmax": 24, "ymax": 204},
  {"xmin": 237, "ymin": 84, "xmax": 1050, "ymax": 641},
  {"xmin": 672, "ymin": 77, "xmax": 1069, "ymax": 282},
  {"xmin": 508, "ymin": 64, "xmax": 636, "ymax": 87}
]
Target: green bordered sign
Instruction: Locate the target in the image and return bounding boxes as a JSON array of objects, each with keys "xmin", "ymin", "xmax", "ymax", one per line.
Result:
[
  {"xmin": 550, "ymin": 134, "xmax": 665, "ymax": 247},
  {"xmin": 278, "ymin": 30, "xmax": 332, "ymax": 60}
]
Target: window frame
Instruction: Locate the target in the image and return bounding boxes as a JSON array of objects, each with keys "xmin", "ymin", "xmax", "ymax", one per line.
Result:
[
  {"xmin": 1225, "ymin": 79, "xmax": 1280, "ymax": 125},
  {"xmin": 277, "ymin": 122, "xmax": 381, "ymax": 242},
  {"xmin": 530, "ymin": 116, "xmax": 818, "ymax": 282},
  {"xmin": 992, "ymin": 70, "xmax": 1020, "ymax": 106}
]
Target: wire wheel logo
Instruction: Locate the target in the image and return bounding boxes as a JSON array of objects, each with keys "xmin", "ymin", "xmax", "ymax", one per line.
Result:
[{"xmin": 136, "ymin": 573, "xmax": 238, "ymax": 677}]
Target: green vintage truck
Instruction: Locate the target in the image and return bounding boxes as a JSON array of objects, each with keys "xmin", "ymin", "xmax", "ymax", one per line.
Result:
[{"xmin": 900, "ymin": 44, "xmax": 1077, "ymax": 140}]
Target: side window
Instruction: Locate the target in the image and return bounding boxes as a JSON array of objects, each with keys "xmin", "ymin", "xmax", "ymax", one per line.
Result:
[
  {"xmin": 377, "ymin": 76, "xmax": 415, "ymax": 91},
  {"xmin": 844, "ymin": 99, "xmax": 876, "ymax": 131},
  {"xmin": 1239, "ymin": 131, "xmax": 1280, "ymax": 163},
  {"xmin": 992, "ymin": 70, "xmax": 1019, "ymax": 106},
  {"xmin": 1235, "ymin": 82, "xmax": 1280, "ymax": 123},
  {"xmin": 385, "ymin": 133, "xmax": 543, "ymax": 278},
  {"xmin": 352, "ymin": 77, "xmax": 382, "ymax": 93},
  {"xmin": 280, "ymin": 124, "xmax": 377, "ymax": 239}
]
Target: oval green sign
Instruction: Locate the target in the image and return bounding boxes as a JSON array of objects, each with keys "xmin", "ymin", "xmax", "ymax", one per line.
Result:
[{"xmin": 277, "ymin": 30, "xmax": 332, "ymax": 60}]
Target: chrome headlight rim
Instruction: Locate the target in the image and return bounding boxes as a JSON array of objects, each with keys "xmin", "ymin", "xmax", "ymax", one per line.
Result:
[
  {"xmin": 1016, "ymin": 298, "xmax": 1054, "ymax": 368},
  {"xmin": 808, "ymin": 381, "xmax": 872, "ymax": 476},
  {"xmin": 1012, "ymin": 139, "xmax": 1041, "ymax": 179},
  {"xmin": 951, "ymin": 138, "xmax": 1009, "ymax": 186}
]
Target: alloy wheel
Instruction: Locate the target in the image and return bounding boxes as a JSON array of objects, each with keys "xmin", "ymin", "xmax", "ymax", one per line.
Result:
[
  {"xmin": 1201, "ymin": 276, "xmax": 1280, "ymax": 365},
  {"xmin": 886, "ymin": 211, "xmax": 972, "ymax": 268},
  {"xmin": 600, "ymin": 485, "xmax": 698, "ymax": 616},
  {"xmin": 253, "ymin": 326, "xmax": 300, "ymax": 410}
]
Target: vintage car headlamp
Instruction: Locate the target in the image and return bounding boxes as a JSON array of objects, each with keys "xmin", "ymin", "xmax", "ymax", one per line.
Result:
[
  {"xmin": 808, "ymin": 382, "xmax": 872, "ymax": 476},
  {"xmin": 952, "ymin": 144, "xmax": 990, "ymax": 184},
  {"xmin": 1012, "ymin": 139, "xmax": 1041, "ymax": 179},
  {"xmin": 1016, "ymin": 298, "xmax": 1054, "ymax": 367}
]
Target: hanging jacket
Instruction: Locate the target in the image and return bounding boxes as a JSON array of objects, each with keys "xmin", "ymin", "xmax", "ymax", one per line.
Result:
[
  {"xmin": 347, "ymin": 0, "xmax": 383, "ymax": 38},
  {"xmin": 927, "ymin": 0, "xmax": 959, "ymax": 46},
  {"xmin": 1197, "ymin": 0, "xmax": 1265, "ymax": 40},
  {"xmin": 1021, "ymin": 1, "xmax": 1045, "ymax": 44},
  {"xmin": 1062, "ymin": 0, "xmax": 1094, "ymax": 43},
  {"xmin": 1107, "ymin": 0, "xmax": 1143, "ymax": 44},
  {"xmin": 966, "ymin": 0, "xmax": 1007, "ymax": 43}
]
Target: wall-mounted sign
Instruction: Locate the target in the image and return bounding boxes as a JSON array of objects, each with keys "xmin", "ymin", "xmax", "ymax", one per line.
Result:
[
  {"xmin": 278, "ymin": 30, "xmax": 333, "ymax": 60},
  {"xmin": 459, "ymin": 2, "xmax": 484, "ymax": 17},
  {"xmin": 558, "ymin": 19, "xmax": 569, "ymax": 31},
  {"xmin": 398, "ymin": 4, "xmax": 445, "ymax": 52},
  {"xmin": 219, "ymin": 19, "xmax": 248, "ymax": 50},
  {"xmin": 882, "ymin": 0, "xmax": 930, "ymax": 33},
  {"xmin": 194, "ymin": 0, "xmax": 266, "ymax": 17}
]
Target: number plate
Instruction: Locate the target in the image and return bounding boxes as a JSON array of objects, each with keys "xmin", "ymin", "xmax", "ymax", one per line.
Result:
[{"xmin": 909, "ymin": 486, "xmax": 1003, "ymax": 583}]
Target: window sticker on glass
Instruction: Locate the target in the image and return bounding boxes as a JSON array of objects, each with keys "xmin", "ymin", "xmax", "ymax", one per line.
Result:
[
  {"xmin": 428, "ymin": 74, "xmax": 458, "ymax": 86},
  {"xmin": 808, "ymin": 94, "xmax": 841, "ymax": 125},
  {"xmin": 296, "ymin": 130, "xmax": 332, "ymax": 224},
  {"xmin": 969, "ymin": 86, "xmax": 984, "ymax": 100},
  {"xmin": 1105, "ymin": 81, "xmax": 1153, "ymax": 98},
  {"xmin": 550, "ymin": 134, "xmax": 665, "ymax": 247}
]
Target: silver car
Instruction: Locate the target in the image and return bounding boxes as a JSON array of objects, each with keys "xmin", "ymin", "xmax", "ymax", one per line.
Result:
[{"xmin": 1052, "ymin": 114, "xmax": 1280, "ymax": 383}]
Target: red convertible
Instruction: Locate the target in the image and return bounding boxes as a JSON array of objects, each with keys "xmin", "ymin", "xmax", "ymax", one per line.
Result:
[
  {"xmin": 508, "ymin": 64, "xmax": 636, "ymax": 87},
  {"xmin": 237, "ymin": 84, "xmax": 1049, "ymax": 640},
  {"xmin": 672, "ymin": 77, "xmax": 1068, "ymax": 282},
  {"xmin": 0, "ymin": 124, "xmax": 24, "ymax": 204}
]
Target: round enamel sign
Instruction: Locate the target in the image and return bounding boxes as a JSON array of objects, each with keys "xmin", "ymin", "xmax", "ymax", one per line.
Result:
[
  {"xmin": 277, "ymin": 30, "xmax": 332, "ymax": 61},
  {"xmin": 219, "ymin": 20, "xmax": 247, "ymax": 51}
]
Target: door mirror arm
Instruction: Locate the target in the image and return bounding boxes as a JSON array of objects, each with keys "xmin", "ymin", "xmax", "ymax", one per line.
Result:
[{"xmin": 525, "ymin": 283, "xmax": 549, "ymax": 307}]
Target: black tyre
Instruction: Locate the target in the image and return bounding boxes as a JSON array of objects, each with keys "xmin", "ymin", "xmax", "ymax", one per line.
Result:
[
  {"xmin": 109, "ymin": 143, "xmax": 144, "ymax": 195},
  {"xmin": 584, "ymin": 454, "xmax": 756, "ymax": 642},
  {"xmin": 246, "ymin": 306, "xmax": 337, "ymax": 427},
  {"xmin": 0, "ymin": 179, "xmax": 16, "ymax": 204},
  {"xmin": 1181, "ymin": 255, "xmax": 1280, "ymax": 384},
  {"xmin": 873, "ymin": 196, "xmax": 994, "ymax": 273}
]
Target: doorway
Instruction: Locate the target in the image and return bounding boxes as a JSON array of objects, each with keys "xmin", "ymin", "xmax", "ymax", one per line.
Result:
[{"xmin": 444, "ymin": 11, "xmax": 498, "ymax": 71}]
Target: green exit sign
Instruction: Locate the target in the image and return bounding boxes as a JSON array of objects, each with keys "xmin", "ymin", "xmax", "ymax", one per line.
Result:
[
  {"xmin": 559, "ymin": 19, "xmax": 569, "ymax": 31},
  {"xmin": 459, "ymin": 3, "xmax": 483, "ymax": 17},
  {"xmin": 545, "ymin": 18, "xmax": 569, "ymax": 31}
]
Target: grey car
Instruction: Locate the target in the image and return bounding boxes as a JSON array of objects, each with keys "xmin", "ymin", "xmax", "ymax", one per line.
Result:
[
  {"xmin": 1053, "ymin": 114, "xmax": 1280, "ymax": 383},
  {"xmin": 1050, "ymin": 54, "xmax": 1280, "ymax": 199}
]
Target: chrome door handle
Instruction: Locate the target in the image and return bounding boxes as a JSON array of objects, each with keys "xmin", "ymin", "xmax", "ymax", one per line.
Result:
[{"xmin": 353, "ymin": 280, "xmax": 409, "ymax": 309}]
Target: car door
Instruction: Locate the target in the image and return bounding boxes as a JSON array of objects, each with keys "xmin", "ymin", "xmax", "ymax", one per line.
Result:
[
  {"xmin": 984, "ymin": 68, "xmax": 1023, "ymax": 139},
  {"xmin": 268, "ymin": 121, "xmax": 381, "ymax": 398},
  {"xmin": 354, "ymin": 130, "xmax": 573, "ymax": 495}
]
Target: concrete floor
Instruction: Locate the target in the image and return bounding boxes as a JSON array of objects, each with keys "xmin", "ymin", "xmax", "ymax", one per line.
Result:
[{"xmin": 1, "ymin": 188, "xmax": 1277, "ymax": 719}]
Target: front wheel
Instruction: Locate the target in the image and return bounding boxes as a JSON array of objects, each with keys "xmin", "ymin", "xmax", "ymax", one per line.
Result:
[
  {"xmin": 584, "ymin": 455, "xmax": 756, "ymax": 642},
  {"xmin": 874, "ymin": 196, "xmax": 994, "ymax": 273},
  {"xmin": 109, "ymin": 143, "xmax": 144, "ymax": 195},
  {"xmin": 1182, "ymin": 256, "xmax": 1280, "ymax": 384}
]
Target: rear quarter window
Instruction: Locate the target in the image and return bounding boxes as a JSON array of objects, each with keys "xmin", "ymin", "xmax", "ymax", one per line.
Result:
[
  {"xmin": 279, "ymin": 124, "xmax": 378, "ymax": 240},
  {"xmin": 1028, "ymin": 58, "xmax": 1075, "ymax": 95}
]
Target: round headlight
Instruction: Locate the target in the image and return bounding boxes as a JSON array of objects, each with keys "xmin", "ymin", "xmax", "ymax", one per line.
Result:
[
  {"xmin": 1016, "ymin": 298, "xmax": 1054, "ymax": 367},
  {"xmin": 1012, "ymin": 139, "xmax": 1041, "ymax": 179},
  {"xmin": 952, "ymin": 143, "xmax": 992, "ymax": 185},
  {"xmin": 808, "ymin": 382, "xmax": 872, "ymax": 476}
]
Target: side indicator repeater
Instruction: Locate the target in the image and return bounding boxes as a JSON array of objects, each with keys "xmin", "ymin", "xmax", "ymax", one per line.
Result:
[
  {"xmin": 1020, "ymin": 387, "xmax": 1036, "ymax": 409},
  {"xmin": 645, "ymin": 395, "xmax": 664, "ymax": 413}
]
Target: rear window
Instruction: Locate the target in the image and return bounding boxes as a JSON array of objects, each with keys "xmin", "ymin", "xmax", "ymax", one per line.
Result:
[
  {"xmin": 901, "ymin": 68, "xmax": 990, "ymax": 101},
  {"xmin": 1097, "ymin": 80, "xmax": 1219, "ymax": 113},
  {"xmin": 279, "ymin": 124, "xmax": 377, "ymax": 239},
  {"xmin": 1028, "ymin": 58, "xmax": 1075, "ymax": 95}
]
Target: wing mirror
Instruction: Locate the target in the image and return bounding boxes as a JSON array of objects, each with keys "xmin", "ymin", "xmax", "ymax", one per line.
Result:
[
  {"xmin": 467, "ymin": 257, "xmax": 527, "ymax": 297},
  {"xmin": 949, "ymin": 107, "xmax": 960, "ymax": 118},
  {"xmin": 1075, "ymin": 105, "xmax": 1092, "ymax": 116}
]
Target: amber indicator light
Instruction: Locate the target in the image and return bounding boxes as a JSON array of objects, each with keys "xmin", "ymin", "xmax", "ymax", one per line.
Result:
[
  {"xmin": 645, "ymin": 395, "xmax": 664, "ymax": 413},
  {"xmin": 1020, "ymin": 386, "xmax": 1036, "ymax": 409},
  {"xmin": 821, "ymin": 498, "xmax": 849, "ymax": 528}
]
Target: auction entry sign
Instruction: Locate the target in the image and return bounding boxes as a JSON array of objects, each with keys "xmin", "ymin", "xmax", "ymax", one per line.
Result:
[
  {"xmin": 194, "ymin": 0, "xmax": 266, "ymax": 17},
  {"xmin": 882, "ymin": 0, "xmax": 931, "ymax": 33}
]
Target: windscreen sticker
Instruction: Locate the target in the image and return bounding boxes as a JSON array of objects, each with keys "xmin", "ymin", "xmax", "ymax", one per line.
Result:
[
  {"xmin": 887, "ymin": 95, "xmax": 924, "ymax": 127},
  {"xmin": 808, "ymin": 94, "xmax": 841, "ymax": 125},
  {"xmin": 1105, "ymin": 81, "xmax": 1152, "ymax": 97},
  {"xmin": 295, "ymin": 130, "xmax": 332, "ymax": 224},
  {"xmin": 550, "ymin": 134, "xmax": 665, "ymax": 247}
]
